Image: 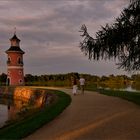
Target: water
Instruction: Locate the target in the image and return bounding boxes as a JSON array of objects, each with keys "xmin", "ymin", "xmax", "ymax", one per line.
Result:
[
  {"xmin": 112, "ymin": 86, "xmax": 140, "ymax": 92},
  {"xmin": 98, "ymin": 85, "xmax": 140, "ymax": 93},
  {"xmin": 0, "ymin": 87, "xmax": 48, "ymax": 128},
  {"xmin": 0, "ymin": 105, "xmax": 8, "ymax": 128},
  {"xmin": 122, "ymin": 86, "xmax": 140, "ymax": 92},
  {"xmin": 0, "ymin": 98, "xmax": 34, "ymax": 128}
]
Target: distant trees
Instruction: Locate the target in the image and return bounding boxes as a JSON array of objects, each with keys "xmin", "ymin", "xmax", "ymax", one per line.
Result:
[
  {"xmin": 0, "ymin": 73, "xmax": 7, "ymax": 85},
  {"xmin": 1, "ymin": 72, "xmax": 140, "ymax": 90},
  {"xmin": 23, "ymin": 73, "xmax": 132, "ymax": 88},
  {"xmin": 80, "ymin": 0, "xmax": 140, "ymax": 71},
  {"xmin": 131, "ymin": 74, "xmax": 140, "ymax": 82},
  {"xmin": 24, "ymin": 72, "xmax": 79, "ymax": 86}
]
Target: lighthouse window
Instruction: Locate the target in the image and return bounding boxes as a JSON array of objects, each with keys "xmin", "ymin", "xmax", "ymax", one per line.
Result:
[
  {"xmin": 18, "ymin": 58, "xmax": 21, "ymax": 64},
  {"xmin": 19, "ymin": 71, "xmax": 22, "ymax": 75},
  {"xmin": 19, "ymin": 79, "xmax": 23, "ymax": 84},
  {"xmin": 8, "ymin": 71, "xmax": 10, "ymax": 75},
  {"xmin": 17, "ymin": 57, "xmax": 23, "ymax": 65},
  {"xmin": 7, "ymin": 57, "xmax": 11, "ymax": 64}
]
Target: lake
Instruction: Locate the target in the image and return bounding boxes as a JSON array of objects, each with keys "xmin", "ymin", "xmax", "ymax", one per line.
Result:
[{"xmin": 0, "ymin": 87, "xmax": 48, "ymax": 128}]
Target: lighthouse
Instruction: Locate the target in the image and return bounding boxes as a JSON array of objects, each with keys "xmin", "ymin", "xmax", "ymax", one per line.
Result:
[{"xmin": 6, "ymin": 33, "xmax": 25, "ymax": 86}]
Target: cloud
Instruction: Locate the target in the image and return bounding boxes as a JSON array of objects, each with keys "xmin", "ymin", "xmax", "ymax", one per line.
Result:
[{"xmin": 0, "ymin": 0, "xmax": 130, "ymax": 76}]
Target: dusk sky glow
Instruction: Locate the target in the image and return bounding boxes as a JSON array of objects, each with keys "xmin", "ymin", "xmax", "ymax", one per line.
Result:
[{"xmin": 0, "ymin": 0, "xmax": 132, "ymax": 76}]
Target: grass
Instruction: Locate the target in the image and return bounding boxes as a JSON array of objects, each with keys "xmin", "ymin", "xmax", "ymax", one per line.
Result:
[
  {"xmin": 0, "ymin": 89, "xmax": 71, "ymax": 139},
  {"xmin": 97, "ymin": 88, "xmax": 140, "ymax": 106}
]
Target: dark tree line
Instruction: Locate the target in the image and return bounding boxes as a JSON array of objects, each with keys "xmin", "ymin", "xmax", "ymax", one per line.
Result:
[
  {"xmin": 24, "ymin": 73, "xmax": 79, "ymax": 82},
  {"xmin": 0, "ymin": 73, "xmax": 7, "ymax": 86},
  {"xmin": 0, "ymin": 72, "xmax": 135, "ymax": 86},
  {"xmin": 80, "ymin": 0, "xmax": 140, "ymax": 71}
]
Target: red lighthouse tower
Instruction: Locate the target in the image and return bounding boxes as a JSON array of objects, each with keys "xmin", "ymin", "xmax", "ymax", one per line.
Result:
[{"xmin": 6, "ymin": 33, "xmax": 25, "ymax": 86}]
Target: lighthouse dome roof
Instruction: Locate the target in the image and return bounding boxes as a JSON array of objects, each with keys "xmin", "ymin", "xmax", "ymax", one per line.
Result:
[
  {"xmin": 10, "ymin": 34, "xmax": 20, "ymax": 41},
  {"xmin": 6, "ymin": 46, "xmax": 24, "ymax": 54}
]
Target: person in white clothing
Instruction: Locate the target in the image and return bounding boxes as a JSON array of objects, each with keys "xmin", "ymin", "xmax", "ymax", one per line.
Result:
[
  {"xmin": 72, "ymin": 76, "xmax": 78, "ymax": 95},
  {"xmin": 79, "ymin": 76, "xmax": 85, "ymax": 94}
]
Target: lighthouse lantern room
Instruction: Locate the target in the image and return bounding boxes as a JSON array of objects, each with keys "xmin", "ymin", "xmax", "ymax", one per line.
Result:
[{"xmin": 6, "ymin": 33, "xmax": 25, "ymax": 86}]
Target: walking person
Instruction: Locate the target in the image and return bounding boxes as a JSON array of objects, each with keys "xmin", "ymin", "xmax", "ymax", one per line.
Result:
[
  {"xmin": 79, "ymin": 75, "xmax": 85, "ymax": 94},
  {"xmin": 72, "ymin": 77, "xmax": 78, "ymax": 96}
]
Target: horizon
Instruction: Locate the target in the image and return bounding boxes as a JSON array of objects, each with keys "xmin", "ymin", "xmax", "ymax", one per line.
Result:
[{"xmin": 0, "ymin": 71, "xmax": 134, "ymax": 78}]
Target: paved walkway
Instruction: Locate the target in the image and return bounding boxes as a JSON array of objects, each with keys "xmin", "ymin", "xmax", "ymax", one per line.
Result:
[{"xmin": 24, "ymin": 88, "xmax": 140, "ymax": 140}]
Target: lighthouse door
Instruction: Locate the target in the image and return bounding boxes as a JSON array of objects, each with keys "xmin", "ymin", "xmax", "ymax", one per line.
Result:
[{"xmin": 7, "ymin": 78, "xmax": 10, "ymax": 86}]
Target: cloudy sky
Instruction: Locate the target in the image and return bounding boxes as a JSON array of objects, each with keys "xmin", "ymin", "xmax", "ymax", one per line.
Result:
[{"xmin": 0, "ymin": 0, "xmax": 131, "ymax": 76}]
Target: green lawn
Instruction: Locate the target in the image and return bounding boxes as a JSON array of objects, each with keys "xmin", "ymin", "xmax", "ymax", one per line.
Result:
[{"xmin": 97, "ymin": 89, "xmax": 140, "ymax": 106}]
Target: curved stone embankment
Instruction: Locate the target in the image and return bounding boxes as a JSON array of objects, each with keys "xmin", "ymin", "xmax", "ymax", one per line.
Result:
[
  {"xmin": 0, "ymin": 87, "xmax": 55, "ymax": 105},
  {"xmin": 24, "ymin": 88, "xmax": 140, "ymax": 140},
  {"xmin": 0, "ymin": 87, "xmax": 57, "ymax": 119}
]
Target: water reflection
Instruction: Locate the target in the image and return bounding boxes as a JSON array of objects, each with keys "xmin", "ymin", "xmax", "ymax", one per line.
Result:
[
  {"xmin": 0, "ymin": 105, "xmax": 8, "ymax": 128},
  {"xmin": 123, "ymin": 86, "xmax": 139, "ymax": 92},
  {"xmin": 98, "ymin": 84, "xmax": 140, "ymax": 92},
  {"xmin": 0, "ymin": 87, "xmax": 49, "ymax": 128}
]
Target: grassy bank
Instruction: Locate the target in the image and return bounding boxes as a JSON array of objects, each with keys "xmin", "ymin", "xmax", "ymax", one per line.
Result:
[
  {"xmin": 0, "ymin": 89, "xmax": 71, "ymax": 139},
  {"xmin": 97, "ymin": 89, "xmax": 140, "ymax": 106}
]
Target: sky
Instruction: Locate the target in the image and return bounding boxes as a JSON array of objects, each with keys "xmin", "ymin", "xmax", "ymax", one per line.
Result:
[{"xmin": 0, "ymin": 0, "xmax": 133, "ymax": 76}]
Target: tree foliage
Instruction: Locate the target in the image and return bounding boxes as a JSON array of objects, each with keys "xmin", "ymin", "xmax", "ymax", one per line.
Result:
[
  {"xmin": 0, "ymin": 73, "xmax": 7, "ymax": 85},
  {"xmin": 80, "ymin": 0, "xmax": 140, "ymax": 71}
]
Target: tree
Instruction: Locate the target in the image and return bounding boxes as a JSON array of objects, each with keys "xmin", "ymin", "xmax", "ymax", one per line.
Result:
[
  {"xmin": 80, "ymin": 0, "xmax": 140, "ymax": 71},
  {"xmin": 24, "ymin": 74, "xmax": 35, "ymax": 82},
  {"xmin": 0, "ymin": 73, "xmax": 7, "ymax": 85}
]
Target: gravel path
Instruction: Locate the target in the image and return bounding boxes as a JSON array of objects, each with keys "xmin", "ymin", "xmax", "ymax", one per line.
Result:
[{"xmin": 24, "ymin": 88, "xmax": 140, "ymax": 140}]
